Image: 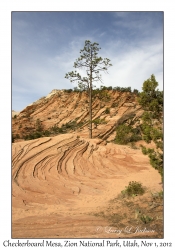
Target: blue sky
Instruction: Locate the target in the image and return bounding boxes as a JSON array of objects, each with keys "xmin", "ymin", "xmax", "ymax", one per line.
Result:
[{"xmin": 12, "ymin": 11, "xmax": 163, "ymax": 111}]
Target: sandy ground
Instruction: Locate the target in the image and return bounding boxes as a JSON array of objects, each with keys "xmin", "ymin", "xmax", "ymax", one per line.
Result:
[{"xmin": 12, "ymin": 134, "xmax": 162, "ymax": 238}]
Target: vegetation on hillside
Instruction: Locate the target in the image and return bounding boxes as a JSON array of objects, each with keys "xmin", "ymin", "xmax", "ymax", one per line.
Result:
[
  {"xmin": 12, "ymin": 85, "xmax": 140, "ymax": 143},
  {"xmin": 113, "ymin": 74, "xmax": 163, "ymax": 181},
  {"xmin": 64, "ymin": 85, "xmax": 139, "ymax": 94},
  {"xmin": 138, "ymin": 74, "xmax": 163, "ymax": 180},
  {"xmin": 115, "ymin": 124, "xmax": 141, "ymax": 145},
  {"xmin": 22, "ymin": 119, "xmax": 85, "ymax": 141}
]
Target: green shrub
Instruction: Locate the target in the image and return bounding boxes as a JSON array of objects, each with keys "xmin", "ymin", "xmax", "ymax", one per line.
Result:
[
  {"xmin": 141, "ymin": 146, "xmax": 148, "ymax": 155},
  {"xmin": 61, "ymin": 121, "xmax": 77, "ymax": 130},
  {"xmin": 43, "ymin": 130, "xmax": 51, "ymax": 136},
  {"xmin": 115, "ymin": 124, "xmax": 132, "ymax": 144},
  {"xmin": 92, "ymin": 87, "xmax": 111, "ymax": 101},
  {"xmin": 141, "ymin": 146, "xmax": 163, "ymax": 180},
  {"xmin": 121, "ymin": 181, "xmax": 145, "ymax": 197},
  {"xmin": 15, "ymin": 134, "xmax": 20, "ymax": 139},
  {"xmin": 130, "ymin": 128, "xmax": 142, "ymax": 141},
  {"xmin": 24, "ymin": 131, "xmax": 42, "ymax": 140},
  {"xmin": 51, "ymin": 125, "xmax": 60, "ymax": 133},
  {"xmin": 64, "ymin": 89, "xmax": 73, "ymax": 93},
  {"xmin": 138, "ymin": 76, "xmax": 163, "ymax": 181},
  {"xmin": 36, "ymin": 118, "xmax": 43, "ymax": 132},
  {"xmin": 115, "ymin": 124, "xmax": 141, "ymax": 145},
  {"xmin": 141, "ymin": 146, "xmax": 154, "ymax": 155},
  {"xmin": 34, "ymin": 131, "xmax": 42, "ymax": 138},
  {"xmin": 58, "ymin": 127, "xmax": 64, "ymax": 133},
  {"xmin": 113, "ymin": 86, "xmax": 132, "ymax": 92},
  {"xmin": 73, "ymin": 87, "xmax": 81, "ymax": 92},
  {"xmin": 51, "ymin": 120, "xmax": 84, "ymax": 134},
  {"xmin": 133, "ymin": 89, "xmax": 139, "ymax": 95},
  {"xmin": 141, "ymin": 123, "xmax": 152, "ymax": 143},
  {"xmin": 105, "ymin": 107, "xmax": 110, "ymax": 114},
  {"xmin": 140, "ymin": 214, "xmax": 153, "ymax": 224},
  {"xmin": 92, "ymin": 118, "xmax": 107, "ymax": 125},
  {"xmin": 149, "ymin": 151, "xmax": 163, "ymax": 178}
]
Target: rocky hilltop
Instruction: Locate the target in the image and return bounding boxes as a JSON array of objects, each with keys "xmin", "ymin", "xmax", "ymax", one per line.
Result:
[{"xmin": 12, "ymin": 89, "xmax": 143, "ymax": 142}]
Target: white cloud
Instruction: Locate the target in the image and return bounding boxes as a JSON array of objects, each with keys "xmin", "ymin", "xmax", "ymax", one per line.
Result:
[
  {"xmin": 12, "ymin": 12, "xmax": 163, "ymax": 110},
  {"xmin": 99, "ymin": 35, "xmax": 163, "ymax": 91}
]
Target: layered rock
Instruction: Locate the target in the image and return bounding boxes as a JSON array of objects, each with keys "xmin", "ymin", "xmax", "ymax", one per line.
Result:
[{"xmin": 12, "ymin": 90, "xmax": 143, "ymax": 141}]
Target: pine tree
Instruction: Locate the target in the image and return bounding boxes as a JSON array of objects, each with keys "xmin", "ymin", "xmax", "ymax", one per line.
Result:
[
  {"xmin": 139, "ymin": 74, "xmax": 163, "ymax": 181},
  {"xmin": 65, "ymin": 40, "xmax": 112, "ymax": 138},
  {"xmin": 138, "ymin": 74, "xmax": 163, "ymax": 117}
]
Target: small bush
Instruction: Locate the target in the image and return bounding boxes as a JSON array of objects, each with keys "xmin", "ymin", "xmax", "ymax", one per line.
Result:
[
  {"xmin": 115, "ymin": 124, "xmax": 141, "ymax": 145},
  {"xmin": 133, "ymin": 89, "xmax": 139, "ymax": 95},
  {"xmin": 140, "ymin": 214, "xmax": 153, "ymax": 224},
  {"xmin": 51, "ymin": 124, "xmax": 60, "ymax": 133},
  {"xmin": 64, "ymin": 89, "xmax": 73, "ymax": 93},
  {"xmin": 15, "ymin": 134, "xmax": 20, "ymax": 139},
  {"xmin": 36, "ymin": 118, "xmax": 43, "ymax": 132},
  {"xmin": 141, "ymin": 146, "xmax": 163, "ymax": 180},
  {"xmin": 61, "ymin": 121, "xmax": 77, "ymax": 130},
  {"xmin": 105, "ymin": 107, "xmax": 110, "ymax": 114},
  {"xmin": 121, "ymin": 181, "xmax": 145, "ymax": 197},
  {"xmin": 141, "ymin": 146, "xmax": 148, "ymax": 155},
  {"xmin": 113, "ymin": 86, "xmax": 132, "ymax": 92},
  {"xmin": 58, "ymin": 127, "xmax": 64, "ymax": 133},
  {"xmin": 43, "ymin": 130, "xmax": 51, "ymax": 136},
  {"xmin": 141, "ymin": 146, "xmax": 154, "ymax": 155},
  {"xmin": 92, "ymin": 118, "xmax": 107, "ymax": 125},
  {"xmin": 73, "ymin": 87, "xmax": 81, "ymax": 92},
  {"xmin": 24, "ymin": 131, "xmax": 42, "ymax": 140}
]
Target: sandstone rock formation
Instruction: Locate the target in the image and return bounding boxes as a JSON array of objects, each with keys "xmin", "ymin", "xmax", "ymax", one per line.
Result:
[
  {"xmin": 12, "ymin": 90, "xmax": 163, "ymax": 238},
  {"xmin": 12, "ymin": 90, "xmax": 143, "ymax": 141}
]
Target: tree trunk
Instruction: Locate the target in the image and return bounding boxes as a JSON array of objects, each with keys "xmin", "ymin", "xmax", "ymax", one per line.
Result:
[
  {"xmin": 89, "ymin": 82, "xmax": 92, "ymax": 139},
  {"xmin": 89, "ymin": 48, "xmax": 93, "ymax": 139},
  {"xmin": 89, "ymin": 48, "xmax": 92, "ymax": 139}
]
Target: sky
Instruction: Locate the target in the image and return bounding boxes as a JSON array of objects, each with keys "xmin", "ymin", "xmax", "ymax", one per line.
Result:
[{"xmin": 12, "ymin": 11, "xmax": 163, "ymax": 111}]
